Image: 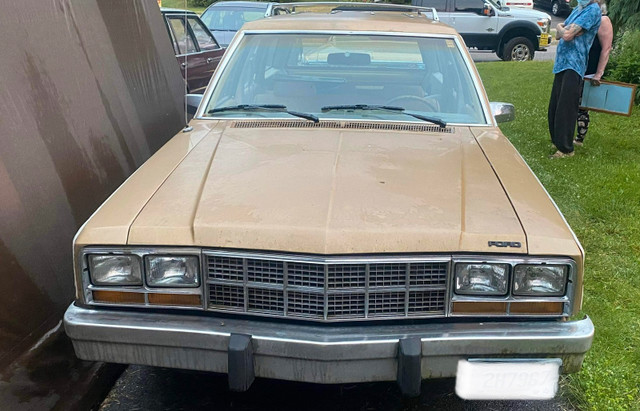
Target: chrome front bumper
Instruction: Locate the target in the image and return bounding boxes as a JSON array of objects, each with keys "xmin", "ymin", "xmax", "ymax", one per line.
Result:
[{"xmin": 64, "ymin": 303, "xmax": 593, "ymax": 394}]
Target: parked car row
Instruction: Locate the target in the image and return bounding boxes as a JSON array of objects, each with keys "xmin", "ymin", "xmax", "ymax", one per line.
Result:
[
  {"xmin": 534, "ymin": 0, "xmax": 572, "ymax": 16},
  {"xmin": 200, "ymin": 1, "xmax": 284, "ymax": 47},
  {"xmin": 161, "ymin": 0, "xmax": 560, "ymax": 94}
]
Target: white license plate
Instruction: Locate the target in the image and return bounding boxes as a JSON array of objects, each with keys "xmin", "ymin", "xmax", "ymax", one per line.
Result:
[{"xmin": 455, "ymin": 359, "xmax": 561, "ymax": 400}]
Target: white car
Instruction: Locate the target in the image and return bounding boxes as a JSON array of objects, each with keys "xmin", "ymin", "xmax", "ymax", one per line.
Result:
[{"xmin": 413, "ymin": 0, "xmax": 551, "ymax": 60}]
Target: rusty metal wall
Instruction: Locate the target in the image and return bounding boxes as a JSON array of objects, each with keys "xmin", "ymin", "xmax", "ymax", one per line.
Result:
[{"xmin": 0, "ymin": 0, "xmax": 185, "ymax": 370}]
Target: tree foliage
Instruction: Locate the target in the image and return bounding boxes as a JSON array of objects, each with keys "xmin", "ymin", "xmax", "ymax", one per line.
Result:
[
  {"xmin": 605, "ymin": 29, "xmax": 640, "ymax": 103},
  {"xmin": 607, "ymin": 0, "xmax": 640, "ymax": 33},
  {"xmin": 189, "ymin": 0, "xmax": 214, "ymax": 7}
]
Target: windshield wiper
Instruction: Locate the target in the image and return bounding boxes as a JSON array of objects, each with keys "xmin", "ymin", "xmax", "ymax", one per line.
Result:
[
  {"xmin": 209, "ymin": 104, "xmax": 319, "ymax": 123},
  {"xmin": 321, "ymin": 104, "xmax": 447, "ymax": 128}
]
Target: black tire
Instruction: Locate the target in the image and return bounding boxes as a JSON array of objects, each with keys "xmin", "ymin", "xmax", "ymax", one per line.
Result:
[
  {"xmin": 501, "ymin": 36, "xmax": 535, "ymax": 61},
  {"xmin": 551, "ymin": 0, "xmax": 561, "ymax": 16}
]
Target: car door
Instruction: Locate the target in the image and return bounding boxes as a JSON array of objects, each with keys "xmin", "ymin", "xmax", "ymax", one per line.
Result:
[
  {"xmin": 414, "ymin": 0, "xmax": 452, "ymax": 26},
  {"xmin": 166, "ymin": 15, "xmax": 211, "ymax": 94},
  {"xmin": 187, "ymin": 16, "xmax": 225, "ymax": 92},
  {"xmin": 451, "ymin": 0, "xmax": 499, "ymax": 49}
]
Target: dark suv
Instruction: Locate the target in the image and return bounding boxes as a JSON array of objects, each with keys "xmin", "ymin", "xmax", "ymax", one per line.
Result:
[{"xmin": 534, "ymin": 0, "xmax": 572, "ymax": 16}]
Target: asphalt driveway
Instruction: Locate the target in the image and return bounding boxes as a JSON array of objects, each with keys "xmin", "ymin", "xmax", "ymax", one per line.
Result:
[{"xmin": 99, "ymin": 365, "xmax": 575, "ymax": 411}]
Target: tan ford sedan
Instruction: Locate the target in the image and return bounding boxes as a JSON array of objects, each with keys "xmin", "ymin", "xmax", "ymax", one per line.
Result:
[{"xmin": 64, "ymin": 3, "xmax": 593, "ymax": 400}]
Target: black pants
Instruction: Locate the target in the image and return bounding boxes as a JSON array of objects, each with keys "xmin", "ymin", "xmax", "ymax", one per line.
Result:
[{"xmin": 548, "ymin": 70, "xmax": 581, "ymax": 153}]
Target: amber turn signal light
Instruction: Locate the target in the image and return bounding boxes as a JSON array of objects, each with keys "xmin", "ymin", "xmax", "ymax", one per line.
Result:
[
  {"xmin": 148, "ymin": 293, "xmax": 202, "ymax": 306},
  {"xmin": 92, "ymin": 290, "xmax": 145, "ymax": 304},
  {"xmin": 452, "ymin": 301, "xmax": 507, "ymax": 314},
  {"xmin": 509, "ymin": 302, "xmax": 564, "ymax": 315}
]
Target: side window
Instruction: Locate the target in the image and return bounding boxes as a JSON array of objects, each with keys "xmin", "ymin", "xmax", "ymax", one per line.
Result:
[
  {"xmin": 419, "ymin": 0, "xmax": 448, "ymax": 11},
  {"xmin": 188, "ymin": 17, "xmax": 220, "ymax": 50},
  {"xmin": 168, "ymin": 17, "xmax": 197, "ymax": 54},
  {"xmin": 455, "ymin": 0, "xmax": 485, "ymax": 12}
]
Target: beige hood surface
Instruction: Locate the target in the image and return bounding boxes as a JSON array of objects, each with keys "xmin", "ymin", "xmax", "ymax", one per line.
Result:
[{"xmin": 127, "ymin": 122, "xmax": 526, "ymax": 254}]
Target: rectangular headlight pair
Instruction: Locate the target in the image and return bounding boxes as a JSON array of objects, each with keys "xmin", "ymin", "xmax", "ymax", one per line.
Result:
[
  {"xmin": 455, "ymin": 263, "xmax": 567, "ymax": 296},
  {"xmin": 88, "ymin": 254, "xmax": 199, "ymax": 288}
]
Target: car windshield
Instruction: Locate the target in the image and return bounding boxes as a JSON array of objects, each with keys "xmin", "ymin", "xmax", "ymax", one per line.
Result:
[
  {"xmin": 201, "ymin": 6, "xmax": 268, "ymax": 31},
  {"xmin": 204, "ymin": 33, "xmax": 487, "ymax": 125}
]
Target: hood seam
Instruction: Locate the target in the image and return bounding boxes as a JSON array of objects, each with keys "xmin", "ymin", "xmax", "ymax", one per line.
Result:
[
  {"xmin": 125, "ymin": 123, "xmax": 219, "ymax": 243},
  {"xmin": 471, "ymin": 129, "xmax": 529, "ymax": 253}
]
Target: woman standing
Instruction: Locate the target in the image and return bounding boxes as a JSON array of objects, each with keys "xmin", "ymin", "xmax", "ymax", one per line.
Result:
[{"xmin": 575, "ymin": 1, "xmax": 614, "ymax": 146}]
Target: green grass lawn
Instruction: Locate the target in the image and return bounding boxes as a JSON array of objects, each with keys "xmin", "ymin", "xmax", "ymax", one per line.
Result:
[
  {"xmin": 161, "ymin": 0, "xmax": 207, "ymax": 14},
  {"xmin": 477, "ymin": 61, "xmax": 640, "ymax": 410}
]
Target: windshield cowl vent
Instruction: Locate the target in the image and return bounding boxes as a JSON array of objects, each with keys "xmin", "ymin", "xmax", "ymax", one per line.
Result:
[{"xmin": 230, "ymin": 120, "xmax": 454, "ymax": 133}]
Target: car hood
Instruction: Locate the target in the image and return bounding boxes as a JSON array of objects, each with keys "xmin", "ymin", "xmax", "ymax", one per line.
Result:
[
  {"xmin": 499, "ymin": 7, "xmax": 551, "ymax": 20},
  {"xmin": 211, "ymin": 30, "xmax": 237, "ymax": 47},
  {"xmin": 126, "ymin": 121, "xmax": 526, "ymax": 254}
]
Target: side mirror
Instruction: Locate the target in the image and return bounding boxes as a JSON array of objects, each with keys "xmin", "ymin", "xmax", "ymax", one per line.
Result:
[
  {"xmin": 482, "ymin": 4, "xmax": 494, "ymax": 16},
  {"xmin": 186, "ymin": 94, "xmax": 203, "ymax": 115},
  {"xmin": 490, "ymin": 102, "xmax": 515, "ymax": 123}
]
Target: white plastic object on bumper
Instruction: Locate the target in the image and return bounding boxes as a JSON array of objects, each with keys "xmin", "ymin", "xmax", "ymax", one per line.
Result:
[{"xmin": 455, "ymin": 358, "xmax": 562, "ymax": 400}]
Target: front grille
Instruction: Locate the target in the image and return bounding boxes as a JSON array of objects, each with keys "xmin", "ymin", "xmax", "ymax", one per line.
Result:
[{"xmin": 206, "ymin": 251, "xmax": 449, "ymax": 322}]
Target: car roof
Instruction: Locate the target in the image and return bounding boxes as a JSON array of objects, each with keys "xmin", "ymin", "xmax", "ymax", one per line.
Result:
[
  {"xmin": 240, "ymin": 11, "xmax": 457, "ymax": 35},
  {"xmin": 160, "ymin": 8, "xmax": 198, "ymax": 14},
  {"xmin": 208, "ymin": 1, "xmax": 271, "ymax": 8}
]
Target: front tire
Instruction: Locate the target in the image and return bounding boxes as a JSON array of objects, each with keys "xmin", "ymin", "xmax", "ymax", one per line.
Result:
[
  {"xmin": 501, "ymin": 37, "xmax": 535, "ymax": 61},
  {"xmin": 551, "ymin": 1, "xmax": 561, "ymax": 16}
]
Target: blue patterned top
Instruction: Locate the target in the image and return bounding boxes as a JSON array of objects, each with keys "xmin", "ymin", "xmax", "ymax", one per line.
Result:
[{"xmin": 553, "ymin": 3, "xmax": 601, "ymax": 76}]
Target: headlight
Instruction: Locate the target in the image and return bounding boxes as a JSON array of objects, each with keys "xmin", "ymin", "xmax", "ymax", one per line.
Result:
[
  {"xmin": 455, "ymin": 263, "xmax": 509, "ymax": 295},
  {"xmin": 537, "ymin": 18, "xmax": 550, "ymax": 32},
  {"xmin": 513, "ymin": 265, "xmax": 567, "ymax": 296},
  {"xmin": 145, "ymin": 256, "xmax": 200, "ymax": 287},
  {"xmin": 89, "ymin": 255, "xmax": 143, "ymax": 285}
]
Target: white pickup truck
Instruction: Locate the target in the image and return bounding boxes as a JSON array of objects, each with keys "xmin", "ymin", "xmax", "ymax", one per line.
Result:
[{"xmin": 413, "ymin": 0, "xmax": 552, "ymax": 60}]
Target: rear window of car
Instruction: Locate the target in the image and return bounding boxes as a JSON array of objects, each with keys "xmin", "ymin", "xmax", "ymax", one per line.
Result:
[{"xmin": 201, "ymin": 6, "xmax": 268, "ymax": 31}]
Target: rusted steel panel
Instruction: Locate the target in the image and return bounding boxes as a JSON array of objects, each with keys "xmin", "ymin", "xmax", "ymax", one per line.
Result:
[{"xmin": 0, "ymin": 0, "xmax": 184, "ymax": 370}]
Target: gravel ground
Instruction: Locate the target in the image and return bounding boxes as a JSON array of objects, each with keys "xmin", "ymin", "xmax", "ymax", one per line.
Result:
[
  {"xmin": 470, "ymin": 43, "xmax": 557, "ymax": 62},
  {"xmin": 100, "ymin": 365, "xmax": 575, "ymax": 411}
]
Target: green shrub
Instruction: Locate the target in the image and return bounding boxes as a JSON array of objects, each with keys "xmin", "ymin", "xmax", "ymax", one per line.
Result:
[
  {"xmin": 608, "ymin": 0, "xmax": 640, "ymax": 34},
  {"xmin": 605, "ymin": 30, "xmax": 640, "ymax": 104},
  {"xmin": 189, "ymin": 0, "xmax": 214, "ymax": 7}
]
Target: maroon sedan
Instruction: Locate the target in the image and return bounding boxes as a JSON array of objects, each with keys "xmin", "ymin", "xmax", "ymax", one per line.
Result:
[{"xmin": 162, "ymin": 8, "xmax": 225, "ymax": 94}]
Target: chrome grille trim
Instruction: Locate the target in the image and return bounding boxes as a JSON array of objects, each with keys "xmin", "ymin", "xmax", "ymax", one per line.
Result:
[{"xmin": 204, "ymin": 250, "xmax": 449, "ymax": 322}]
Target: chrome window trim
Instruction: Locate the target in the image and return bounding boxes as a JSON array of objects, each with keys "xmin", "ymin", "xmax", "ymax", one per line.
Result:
[
  {"xmin": 175, "ymin": 48, "xmax": 223, "ymax": 58},
  {"xmin": 194, "ymin": 30, "xmax": 493, "ymax": 126}
]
